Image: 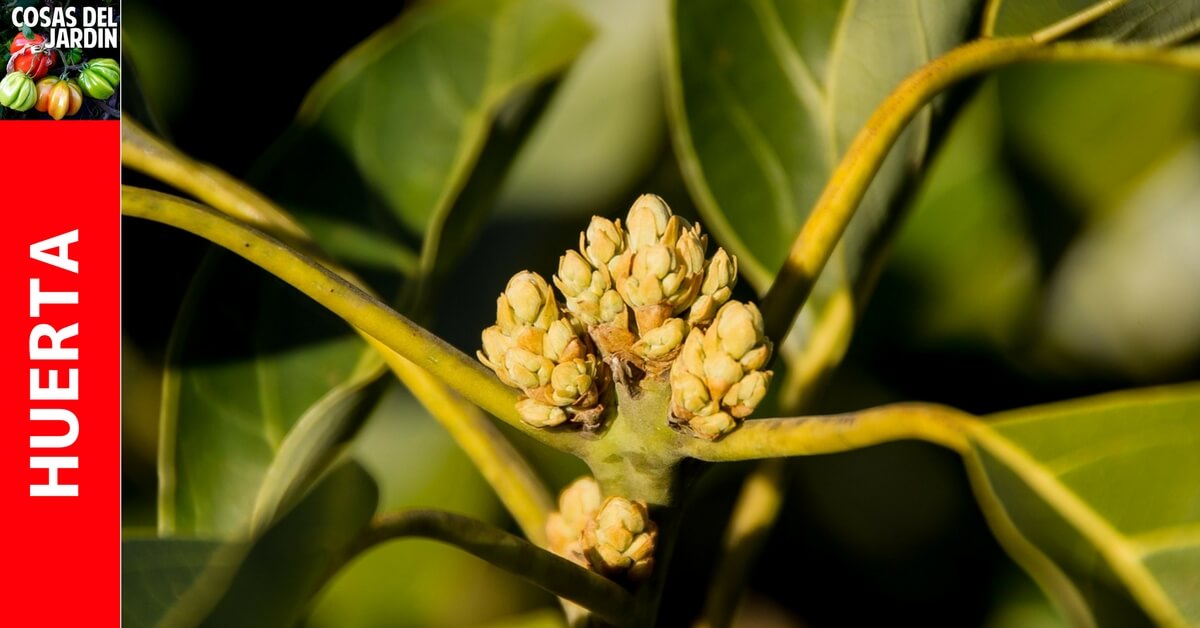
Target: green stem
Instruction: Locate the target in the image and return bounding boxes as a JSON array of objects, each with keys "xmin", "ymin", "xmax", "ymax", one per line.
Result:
[
  {"xmin": 584, "ymin": 379, "xmax": 690, "ymax": 508},
  {"xmin": 122, "ymin": 119, "xmax": 312, "ymax": 247},
  {"xmin": 686, "ymin": 402, "xmax": 972, "ymax": 462},
  {"xmin": 349, "ymin": 509, "xmax": 636, "ymax": 625},
  {"xmin": 122, "ymin": 186, "xmax": 586, "ymax": 459},
  {"xmin": 759, "ymin": 37, "xmax": 1200, "ymax": 342}
]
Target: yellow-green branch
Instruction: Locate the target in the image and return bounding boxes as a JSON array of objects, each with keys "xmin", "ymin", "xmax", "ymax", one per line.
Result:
[
  {"xmin": 353, "ymin": 510, "xmax": 636, "ymax": 625},
  {"xmin": 687, "ymin": 403, "xmax": 972, "ymax": 462},
  {"xmin": 122, "ymin": 187, "xmax": 588, "ymax": 460},
  {"xmin": 760, "ymin": 37, "xmax": 1200, "ymax": 341},
  {"xmin": 376, "ymin": 349, "xmax": 554, "ymax": 544},
  {"xmin": 123, "ymin": 120, "xmax": 312, "ymax": 247}
]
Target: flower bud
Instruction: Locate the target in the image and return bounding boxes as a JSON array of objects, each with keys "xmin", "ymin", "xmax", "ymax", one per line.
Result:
[
  {"xmin": 688, "ymin": 248, "xmax": 738, "ymax": 326},
  {"xmin": 582, "ymin": 497, "xmax": 657, "ymax": 581},
  {"xmin": 612, "ymin": 196, "xmax": 707, "ymax": 333},
  {"xmin": 516, "ymin": 398, "xmax": 567, "ymax": 428},
  {"xmin": 669, "ymin": 301, "xmax": 773, "ymax": 439},
  {"xmin": 583, "ymin": 217, "xmax": 625, "ymax": 271},
  {"xmin": 546, "ymin": 476, "xmax": 603, "ymax": 565},
  {"xmin": 544, "ymin": 319, "xmax": 586, "ymax": 363},
  {"xmin": 632, "ymin": 318, "xmax": 688, "ymax": 361},
  {"xmin": 504, "ymin": 348, "xmax": 554, "ymax": 391},
  {"xmin": 481, "ymin": 270, "xmax": 608, "ymax": 430},
  {"xmin": 555, "ymin": 249, "xmax": 625, "ymax": 328},
  {"xmin": 688, "ymin": 411, "xmax": 737, "ymax": 441},
  {"xmin": 625, "ymin": 194, "xmax": 672, "ymax": 250},
  {"xmin": 549, "ymin": 357, "xmax": 600, "ymax": 407},
  {"xmin": 497, "ymin": 271, "xmax": 558, "ymax": 333}
]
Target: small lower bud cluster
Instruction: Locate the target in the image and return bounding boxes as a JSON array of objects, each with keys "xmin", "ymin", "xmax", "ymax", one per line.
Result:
[
  {"xmin": 480, "ymin": 194, "xmax": 773, "ymax": 438},
  {"xmin": 546, "ymin": 477, "xmax": 657, "ymax": 582}
]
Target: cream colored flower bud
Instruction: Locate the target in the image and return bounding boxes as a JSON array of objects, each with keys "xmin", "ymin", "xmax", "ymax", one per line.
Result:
[
  {"xmin": 688, "ymin": 411, "xmax": 738, "ymax": 441},
  {"xmin": 668, "ymin": 301, "xmax": 773, "ymax": 439},
  {"xmin": 497, "ymin": 271, "xmax": 559, "ymax": 333},
  {"xmin": 555, "ymin": 249, "xmax": 624, "ymax": 328},
  {"xmin": 722, "ymin": 370, "xmax": 770, "ymax": 418},
  {"xmin": 612, "ymin": 196, "xmax": 707, "ymax": 333},
  {"xmin": 688, "ymin": 248, "xmax": 738, "ymax": 326},
  {"xmin": 707, "ymin": 300, "xmax": 766, "ymax": 361},
  {"xmin": 625, "ymin": 194, "xmax": 673, "ymax": 250},
  {"xmin": 504, "ymin": 348, "xmax": 555, "ymax": 390},
  {"xmin": 582, "ymin": 497, "xmax": 657, "ymax": 581},
  {"xmin": 477, "ymin": 326, "xmax": 512, "ymax": 377},
  {"xmin": 550, "ymin": 357, "xmax": 599, "ymax": 407},
  {"xmin": 632, "ymin": 318, "xmax": 688, "ymax": 361},
  {"xmin": 546, "ymin": 477, "xmax": 602, "ymax": 565},
  {"xmin": 669, "ymin": 368, "xmax": 715, "ymax": 417},
  {"xmin": 544, "ymin": 319, "xmax": 586, "ymax": 363},
  {"xmin": 516, "ymin": 398, "xmax": 567, "ymax": 428},
  {"xmin": 583, "ymin": 217, "xmax": 625, "ymax": 270}
]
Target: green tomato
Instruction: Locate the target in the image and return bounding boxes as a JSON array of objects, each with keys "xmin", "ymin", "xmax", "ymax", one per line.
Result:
[
  {"xmin": 0, "ymin": 72, "xmax": 37, "ymax": 112},
  {"xmin": 78, "ymin": 58, "xmax": 120, "ymax": 100}
]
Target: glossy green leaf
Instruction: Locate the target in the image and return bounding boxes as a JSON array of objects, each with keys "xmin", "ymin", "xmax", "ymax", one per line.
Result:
[
  {"xmin": 253, "ymin": 0, "xmax": 592, "ymax": 285},
  {"xmin": 667, "ymin": 0, "xmax": 983, "ymax": 291},
  {"xmin": 987, "ymin": 0, "xmax": 1200, "ymax": 42},
  {"xmin": 966, "ymin": 384, "xmax": 1200, "ymax": 626},
  {"xmin": 160, "ymin": 251, "xmax": 380, "ymax": 538},
  {"xmin": 121, "ymin": 538, "xmax": 221, "ymax": 628},
  {"xmin": 985, "ymin": 0, "xmax": 1112, "ymax": 36},
  {"xmin": 136, "ymin": 462, "xmax": 379, "ymax": 627}
]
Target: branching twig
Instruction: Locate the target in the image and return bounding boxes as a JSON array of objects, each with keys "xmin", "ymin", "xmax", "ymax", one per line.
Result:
[{"xmin": 350, "ymin": 509, "xmax": 636, "ymax": 625}]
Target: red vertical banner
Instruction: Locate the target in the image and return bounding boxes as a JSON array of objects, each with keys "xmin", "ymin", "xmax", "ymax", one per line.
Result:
[
  {"xmin": 0, "ymin": 120, "xmax": 120, "ymax": 623},
  {"xmin": 0, "ymin": 1, "xmax": 124, "ymax": 622}
]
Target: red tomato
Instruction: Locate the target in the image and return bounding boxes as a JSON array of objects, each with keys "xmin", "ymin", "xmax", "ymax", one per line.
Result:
[{"xmin": 9, "ymin": 33, "xmax": 56, "ymax": 80}]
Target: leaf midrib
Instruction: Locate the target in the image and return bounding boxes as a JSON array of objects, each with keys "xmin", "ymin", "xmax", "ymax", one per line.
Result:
[{"xmin": 967, "ymin": 420, "xmax": 1188, "ymax": 626}]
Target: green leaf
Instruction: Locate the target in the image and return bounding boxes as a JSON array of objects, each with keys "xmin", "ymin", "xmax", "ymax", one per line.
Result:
[
  {"xmin": 966, "ymin": 383, "xmax": 1200, "ymax": 626},
  {"xmin": 666, "ymin": 0, "xmax": 983, "ymax": 291},
  {"xmin": 135, "ymin": 461, "xmax": 380, "ymax": 627},
  {"xmin": 159, "ymin": 251, "xmax": 381, "ymax": 538},
  {"xmin": 985, "ymin": 0, "xmax": 1112, "ymax": 36},
  {"xmin": 121, "ymin": 538, "xmax": 221, "ymax": 628},
  {"xmin": 987, "ymin": 0, "xmax": 1200, "ymax": 42},
  {"xmin": 253, "ymin": 0, "xmax": 592, "ymax": 286}
]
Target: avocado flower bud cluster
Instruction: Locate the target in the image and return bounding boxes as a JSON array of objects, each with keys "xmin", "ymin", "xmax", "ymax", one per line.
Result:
[
  {"xmin": 546, "ymin": 477, "xmax": 657, "ymax": 582},
  {"xmin": 478, "ymin": 272, "xmax": 604, "ymax": 428},
  {"xmin": 480, "ymin": 194, "xmax": 772, "ymax": 437},
  {"xmin": 670, "ymin": 301, "xmax": 773, "ymax": 439}
]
